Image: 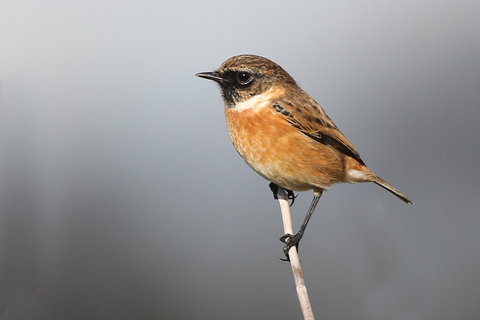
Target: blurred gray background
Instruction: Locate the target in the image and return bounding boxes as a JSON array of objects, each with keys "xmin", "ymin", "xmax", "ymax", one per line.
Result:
[{"xmin": 1, "ymin": 1, "xmax": 479, "ymax": 319}]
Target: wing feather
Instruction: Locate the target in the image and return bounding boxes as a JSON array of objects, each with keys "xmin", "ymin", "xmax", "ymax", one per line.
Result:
[{"xmin": 271, "ymin": 98, "xmax": 365, "ymax": 166}]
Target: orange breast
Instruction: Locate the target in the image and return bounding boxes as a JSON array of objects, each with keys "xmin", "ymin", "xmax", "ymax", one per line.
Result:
[{"xmin": 224, "ymin": 103, "xmax": 346, "ymax": 191}]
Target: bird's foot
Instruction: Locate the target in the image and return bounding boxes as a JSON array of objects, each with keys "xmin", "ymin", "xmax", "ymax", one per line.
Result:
[
  {"xmin": 269, "ymin": 183, "xmax": 297, "ymax": 206},
  {"xmin": 279, "ymin": 231, "xmax": 304, "ymax": 262}
]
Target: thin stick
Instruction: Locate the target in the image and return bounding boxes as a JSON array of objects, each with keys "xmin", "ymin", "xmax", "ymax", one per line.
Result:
[{"xmin": 276, "ymin": 187, "xmax": 315, "ymax": 320}]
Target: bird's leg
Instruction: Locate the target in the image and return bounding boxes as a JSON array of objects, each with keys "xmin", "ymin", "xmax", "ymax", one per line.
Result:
[
  {"xmin": 269, "ymin": 182, "xmax": 297, "ymax": 206},
  {"xmin": 280, "ymin": 191, "xmax": 323, "ymax": 261}
]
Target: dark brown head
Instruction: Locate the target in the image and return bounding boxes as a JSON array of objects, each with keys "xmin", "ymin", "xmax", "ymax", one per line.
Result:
[{"xmin": 196, "ymin": 55, "xmax": 297, "ymax": 107}]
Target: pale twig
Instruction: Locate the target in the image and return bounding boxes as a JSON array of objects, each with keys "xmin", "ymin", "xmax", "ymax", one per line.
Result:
[{"xmin": 276, "ymin": 187, "xmax": 315, "ymax": 320}]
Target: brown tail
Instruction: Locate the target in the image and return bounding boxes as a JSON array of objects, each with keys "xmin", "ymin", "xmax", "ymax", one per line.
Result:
[{"xmin": 373, "ymin": 176, "xmax": 413, "ymax": 204}]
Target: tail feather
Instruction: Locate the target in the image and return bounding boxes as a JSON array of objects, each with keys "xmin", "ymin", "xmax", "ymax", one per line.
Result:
[{"xmin": 373, "ymin": 176, "xmax": 413, "ymax": 204}]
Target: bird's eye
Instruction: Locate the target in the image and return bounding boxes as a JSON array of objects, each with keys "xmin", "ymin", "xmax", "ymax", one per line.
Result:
[{"xmin": 236, "ymin": 72, "xmax": 253, "ymax": 85}]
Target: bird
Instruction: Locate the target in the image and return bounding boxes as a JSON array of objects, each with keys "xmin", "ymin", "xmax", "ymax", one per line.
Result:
[{"xmin": 196, "ymin": 54, "xmax": 412, "ymax": 258}]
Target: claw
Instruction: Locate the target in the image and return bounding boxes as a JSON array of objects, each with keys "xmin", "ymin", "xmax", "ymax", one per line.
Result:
[
  {"xmin": 269, "ymin": 183, "xmax": 298, "ymax": 207},
  {"xmin": 286, "ymin": 189, "xmax": 298, "ymax": 207},
  {"xmin": 279, "ymin": 232, "xmax": 302, "ymax": 261}
]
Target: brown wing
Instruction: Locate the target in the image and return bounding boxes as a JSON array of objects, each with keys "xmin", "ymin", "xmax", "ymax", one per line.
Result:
[{"xmin": 271, "ymin": 96, "xmax": 366, "ymax": 166}]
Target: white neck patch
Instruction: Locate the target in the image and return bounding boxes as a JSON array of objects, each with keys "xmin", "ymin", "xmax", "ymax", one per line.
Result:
[{"xmin": 229, "ymin": 88, "xmax": 274, "ymax": 112}]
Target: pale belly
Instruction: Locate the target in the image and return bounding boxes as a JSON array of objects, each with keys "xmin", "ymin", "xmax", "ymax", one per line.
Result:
[{"xmin": 225, "ymin": 106, "xmax": 346, "ymax": 191}]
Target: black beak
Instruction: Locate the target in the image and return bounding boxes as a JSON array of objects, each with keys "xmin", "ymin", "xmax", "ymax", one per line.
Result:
[{"xmin": 195, "ymin": 71, "xmax": 227, "ymax": 84}]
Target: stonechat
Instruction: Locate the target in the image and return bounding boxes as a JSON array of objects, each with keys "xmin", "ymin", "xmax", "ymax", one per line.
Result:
[{"xmin": 196, "ymin": 55, "xmax": 412, "ymax": 257}]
